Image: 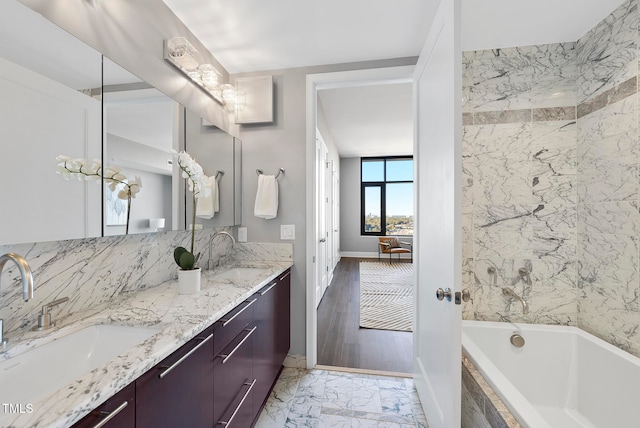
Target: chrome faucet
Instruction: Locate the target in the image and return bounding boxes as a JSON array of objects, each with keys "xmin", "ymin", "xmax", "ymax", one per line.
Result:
[
  {"xmin": 0, "ymin": 253, "xmax": 34, "ymax": 301},
  {"xmin": 502, "ymin": 287, "xmax": 529, "ymax": 315},
  {"xmin": 208, "ymin": 231, "xmax": 236, "ymax": 270},
  {"xmin": 0, "ymin": 253, "xmax": 35, "ymax": 347}
]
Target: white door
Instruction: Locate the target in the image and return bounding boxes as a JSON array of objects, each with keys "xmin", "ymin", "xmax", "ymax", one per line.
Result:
[
  {"xmin": 332, "ymin": 162, "xmax": 340, "ymax": 270},
  {"xmin": 315, "ymin": 136, "xmax": 329, "ymax": 307},
  {"xmin": 413, "ymin": 0, "xmax": 462, "ymax": 427}
]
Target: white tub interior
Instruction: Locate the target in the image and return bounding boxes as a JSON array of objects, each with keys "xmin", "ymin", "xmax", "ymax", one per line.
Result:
[{"xmin": 462, "ymin": 320, "xmax": 640, "ymax": 428}]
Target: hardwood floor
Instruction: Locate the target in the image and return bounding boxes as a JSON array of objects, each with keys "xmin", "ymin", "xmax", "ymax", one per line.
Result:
[{"xmin": 317, "ymin": 257, "xmax": 413, "ymax": 373}]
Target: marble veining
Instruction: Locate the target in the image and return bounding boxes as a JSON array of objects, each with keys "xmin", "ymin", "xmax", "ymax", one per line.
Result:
[
  {"xmin": 576, "ymin": 0, "xmax": 638, "ymax": 104},
  {"xmin": 0, "ymin": 228, "xmax": 233, "ymax": 337},
  {"xmin": 255, "ymin": 368, "xmax": 428, "ymax": 428},
  {"xmin": 0, "ymin": 247, "xmax": 292, "ymax": 427},
  {"xmin": 463, "ymin": 43, "xmax": 576, "ymax": 113}
]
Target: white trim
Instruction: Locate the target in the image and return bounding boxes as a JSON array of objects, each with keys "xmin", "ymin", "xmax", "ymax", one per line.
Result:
[
  {"xmin": 306, "ymin": 65, "xmax": 415, "ymax": 370},
  {"xmin": 340, "ymin": 251, "xmax": 378, "ymax": 258}
]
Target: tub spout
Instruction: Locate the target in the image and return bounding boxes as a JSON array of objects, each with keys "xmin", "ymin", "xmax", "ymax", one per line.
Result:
[{"xmin": 502, "ymin": 287, "xmax": 528, "ymax": 315}]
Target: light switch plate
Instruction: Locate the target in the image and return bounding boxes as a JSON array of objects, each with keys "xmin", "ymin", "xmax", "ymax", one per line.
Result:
[
  {"xmin": 280, "ymin": 225, "xmax": 295, "ymax": 240},
  {"xmin": 238, "ymin": 227, "xmax": 248, "ymax": 243}
]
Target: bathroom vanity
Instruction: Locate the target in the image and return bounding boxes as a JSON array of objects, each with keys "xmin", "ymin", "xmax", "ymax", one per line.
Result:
[{"xmin": 0, "ymin": 263, "xmax": 292, "ymax": 428}]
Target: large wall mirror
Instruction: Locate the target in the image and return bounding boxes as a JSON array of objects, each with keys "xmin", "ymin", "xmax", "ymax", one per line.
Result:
[
  {"xmin": 0, "ymin": 0, "xmax": 102, "ymax": 245},
  {"xmin": 1, "ymin": 1, "xmax": 241, "ymax": 246}
]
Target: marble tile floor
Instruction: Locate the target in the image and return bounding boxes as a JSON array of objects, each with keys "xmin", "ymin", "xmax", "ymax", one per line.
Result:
[{"xmin": 255, "ymin": 368, "xmax": 429, "ymax": 428}]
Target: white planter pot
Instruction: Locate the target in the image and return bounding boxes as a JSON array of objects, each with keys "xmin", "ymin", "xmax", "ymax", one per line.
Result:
[{"xmin": 178, "ymin": 268, "xmax": 201, "ymax": 294}]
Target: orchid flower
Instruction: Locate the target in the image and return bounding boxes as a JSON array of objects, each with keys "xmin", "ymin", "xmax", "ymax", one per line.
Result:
[
  {"xmin": 56, "ymin": 155, "xmax": 143, "ymax": 234},
  {"xmin": 173, "ymin": 150, "xmax": 210, "ymax": 269}
]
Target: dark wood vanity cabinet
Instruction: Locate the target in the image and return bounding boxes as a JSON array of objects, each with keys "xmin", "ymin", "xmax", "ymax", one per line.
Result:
[
  {"xmin": 135, "ymin": 325, "xmax": 214, "ymax": 428},
  {"xmin": 71, "ymin": 383, "xmax": 135, "ymax": 428},
  {"xmin": 72, "ymin": 268, "xmax": 291, "ymax": 428},
  {"xmin": 213, "ymin": 267, "xmax": 291, "ymax": 427}
]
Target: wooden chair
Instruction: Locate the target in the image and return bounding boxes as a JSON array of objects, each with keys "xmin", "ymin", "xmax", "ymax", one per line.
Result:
[{"xmin": 378, "ymin": 237, "xmax": 412, "ymax": 262}]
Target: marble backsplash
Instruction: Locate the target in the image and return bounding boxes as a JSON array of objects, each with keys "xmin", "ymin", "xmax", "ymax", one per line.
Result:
[{"xmin": 0, "ymin": 227, "xmax": 262, "ymax": 339}]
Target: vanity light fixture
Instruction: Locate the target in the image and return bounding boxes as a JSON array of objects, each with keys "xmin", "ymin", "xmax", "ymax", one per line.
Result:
[
  {"xmin": 220, "ymin": 83, "xmax": 236, "ymax": 103},
  {"xmin": 164, "ymin": 37, "xmax": 226, "ymax": 105}
]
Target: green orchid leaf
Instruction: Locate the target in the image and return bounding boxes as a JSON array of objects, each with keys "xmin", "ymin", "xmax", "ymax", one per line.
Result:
[
  {"xmin": 174, "ymin": 246, "xmax": 188, "ymax": 267},
  {"xmin": 179, "ymin": 251, "xmax": 196, "ymax": 270}
]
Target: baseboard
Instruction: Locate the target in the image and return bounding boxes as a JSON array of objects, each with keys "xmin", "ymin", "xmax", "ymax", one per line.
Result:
[
  {"xmin": 340, "ymin": 251, "xmax": 412, "ymax": 260},
  {"xmin": 340, "ymin": 251, "xmax": 378, "ymax": 258},
  {"xmin": 314, "ymin": 364, "xmax": 412, "ymax": 378}
]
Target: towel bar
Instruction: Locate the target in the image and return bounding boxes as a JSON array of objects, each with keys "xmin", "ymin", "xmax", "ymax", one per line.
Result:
[
  {"xmin": 215, "ymin": 171, "xmax": 224, "ymax": 180},
  {"xmin": 256, "ymin": 168, "xmax": 285, "ymax": 179}
]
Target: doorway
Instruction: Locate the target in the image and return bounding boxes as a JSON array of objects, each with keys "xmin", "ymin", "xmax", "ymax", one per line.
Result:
[{"xmin": 305, "ymin": 66, "xmax": 415, "ymax": 371}]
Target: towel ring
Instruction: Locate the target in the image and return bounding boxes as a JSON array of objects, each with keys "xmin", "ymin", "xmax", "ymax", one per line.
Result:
[
  {"xmin": 215, "ymin": 171, "xmax": 224, "ymax": 180},
  {"xmin": 256, "ymin": 168, "xmax": 285, "ymax": 179}
]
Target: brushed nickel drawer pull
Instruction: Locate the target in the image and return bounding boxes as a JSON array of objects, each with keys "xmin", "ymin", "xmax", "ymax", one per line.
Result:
[
  {"xmin": 279, "ymin": 271, "xmax": 291, "ymax": 281},
  {"xmin": 217, "ymin": 379, "xmax": 256, "ymax": 427},
  {"xmin": 220, "ymin": 326, "xmax": 257, "ymax": 364},
  {"xmin": 90, "ymin": 401, "xmax": 128, "ymax": 428},
  {"xmin": 158, "ymin": 333, "xmax": 213, "ymax": 379},
  {"xmin": 220, "ymin": 299, "xmax": 257, "ymax": 327},
  {"xmin": 259, "ymin": 282, "xmax": 277, "ymax": 295}
]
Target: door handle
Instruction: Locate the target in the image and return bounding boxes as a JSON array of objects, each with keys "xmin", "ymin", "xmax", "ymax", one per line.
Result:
[
  {"xmin": 436, "ymin": 288, "xmax": 452, "ymax": 302},
  {"xmin": 319, "ymin": 238, "xmax": 326, "ymax": 243},
  {"xmin": 436, "ymin": 288, "xmax": 471, "ymax": 305}
]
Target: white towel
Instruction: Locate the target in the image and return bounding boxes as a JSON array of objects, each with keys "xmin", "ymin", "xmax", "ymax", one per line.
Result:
[
  {"xmin": 254, "ymin": 175, "xmax": 278, "ymax": 219},
  {"xmin": 196, "ymin": 175, "xmax": 219, "ymax": 219}
]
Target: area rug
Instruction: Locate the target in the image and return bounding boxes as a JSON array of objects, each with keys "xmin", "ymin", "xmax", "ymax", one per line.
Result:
[{"xmin": 359, "ymin": 261, "xmax": 414, "ymax": 332}]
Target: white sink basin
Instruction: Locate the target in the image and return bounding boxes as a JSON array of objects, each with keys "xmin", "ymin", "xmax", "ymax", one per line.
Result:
[
  {"xmin": 0, "ymin": 324, "xmax": 159, "ymax": 405},
  {"xmin": 213, "ymin": 267, "xmax": 270, "ymax": 281}
]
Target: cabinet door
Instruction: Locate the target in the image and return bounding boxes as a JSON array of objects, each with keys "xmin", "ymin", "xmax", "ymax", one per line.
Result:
[
  {"xmin": 253, "ymin": 269, "xmax": 291, "ymax": 417},
  {"xmin": 71, "ymin": 383, "xmax": 135, "ymax": 428},
  {"xmin": 136, "ymin": 326, "xmax": 214, "ymax": 428},
  {"xmin": 214, "ymin": 324, "xmax": 256, "ymax": 427},
  {"xmin": 275, "ymin": 270, "xmax": 291, "ymax": 367}
]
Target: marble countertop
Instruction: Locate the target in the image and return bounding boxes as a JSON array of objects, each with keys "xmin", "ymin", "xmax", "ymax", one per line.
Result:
[{"xmin": 1, "ymin": 261, "xmax": 293, "ymax": 428}]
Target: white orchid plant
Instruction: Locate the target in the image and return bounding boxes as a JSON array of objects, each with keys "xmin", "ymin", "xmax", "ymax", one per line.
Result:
[
  {"xmin": 56, "ymin": 155, "xmax": 142, "ymax": 234},
  {"xmin": 173, "ymin": 150, "xmax": 210, "ymax": 271}
]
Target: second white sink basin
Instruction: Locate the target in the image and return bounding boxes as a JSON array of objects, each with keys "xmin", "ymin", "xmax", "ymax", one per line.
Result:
[
  {"xmin": 213, "ymin": 267, "xmax": 270, "ymax": 281},
  {"xmin": 0, "ymin": 324, "xmax": 160, "ymax": 405}
]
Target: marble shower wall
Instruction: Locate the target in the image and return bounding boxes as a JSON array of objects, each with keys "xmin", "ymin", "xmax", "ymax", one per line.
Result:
[
  {"xmin": 462, "ymin": 43, "xmax": 579, "ymax": 326},
  {"xmin": 576, "ymin": 0, "xmax": 640, "ymax": 356},
  {"xmin": 0, "ymin": 227, "xmax": 234, "ymax": 338},
  {"xmin": 463, "ymin": 0, "xmax": 640, "ymax": 357}
]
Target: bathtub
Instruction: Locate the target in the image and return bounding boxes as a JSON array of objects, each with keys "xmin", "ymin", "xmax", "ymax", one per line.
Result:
[{"xmin": 461, "ymin": 320, "xmax": 640, "ymax": 428}]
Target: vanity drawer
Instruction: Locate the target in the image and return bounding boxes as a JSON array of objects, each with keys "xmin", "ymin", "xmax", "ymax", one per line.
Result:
[
  {"xmin": 71, "ymin": 382, "xmax": 135, "ymax": 428},
  {"xmin": 213, "ymin": 322, "xmax": 256, "ymax": 427},
  {"xmin": 214, "ymin": 297, "xmax": 257, "ymax": 355}
]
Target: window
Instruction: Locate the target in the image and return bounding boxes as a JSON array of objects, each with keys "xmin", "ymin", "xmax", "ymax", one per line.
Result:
[{"xmin": 361, "ymin": 157, "xmax": 413, "ymax": 236}]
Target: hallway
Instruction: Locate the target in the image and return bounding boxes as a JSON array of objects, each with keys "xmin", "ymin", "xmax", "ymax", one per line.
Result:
[{"xmin": 317, "ymin": 258, "xmax": 413, "ymax": 373}]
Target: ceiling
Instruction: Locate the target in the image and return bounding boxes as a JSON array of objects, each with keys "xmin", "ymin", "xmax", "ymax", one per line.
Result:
[
  {"xmin": 163, "ymin": 0, "xmax": 628, "ymax": 157},
  {"xmin": 318, "ymin": 83, "xmax": 413, "ymax": 158}
]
